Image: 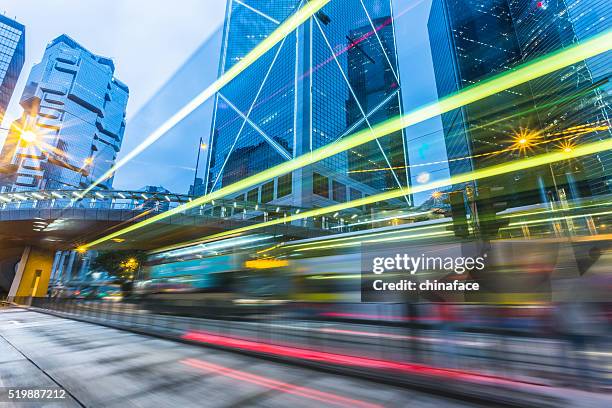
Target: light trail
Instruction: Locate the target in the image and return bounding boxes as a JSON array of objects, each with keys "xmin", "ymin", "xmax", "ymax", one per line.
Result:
[
  {"xmin": 282, "ymin": 222, "xmax": 450, "ymax": 251},
  {"xmin": 298, "ymin": 230, "xmax": 452, "ymax": 251},
  {"xmin": 151, "ymin": 137, "xmax": 611, "ymax": 253},
  {"xmin": 181, "ymin": 331, "xmax": 547, "ymax": 387},
  {"xmin": 506, "ymin": 210, "xmax": 612, "ymax": 227},
  {"xmin": 81, "ymin": 29, "xmax": 612, "ymax": 250},
  {"xmin": 79, "ymin": 0, "xmax": 331, "ymax": 196},
  {"xmin": 181, "ymin": 358, "xmax": 383, "ymax": 408},
  {"xmin": 347, "ymin": 123, "xmax": 608, "ymax": 174},
  {"xmin": 347, "ymin": 125, "xmax": 610, "ymax": 174}
]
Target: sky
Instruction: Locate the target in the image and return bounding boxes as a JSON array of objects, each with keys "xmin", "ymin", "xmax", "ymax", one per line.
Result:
[
  {"xmin": 0, "ymin": 0, "xmax": 447, "ymax": 205},
  {"xmin": 0, "ymin": 0, "xmax": 226, "ymax": 127}
]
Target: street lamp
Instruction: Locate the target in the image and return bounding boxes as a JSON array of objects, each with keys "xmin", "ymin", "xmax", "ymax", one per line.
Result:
[
  {"xmin": 192, "ymin": 136, "xmax": 207, "ymax": 196},
  {"xmin": 20, "ymin": 130, "xmax": 38, "ymax": 144}
]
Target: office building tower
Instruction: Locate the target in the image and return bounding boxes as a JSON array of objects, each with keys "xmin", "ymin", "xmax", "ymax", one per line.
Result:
[
  {"xmin": 0, "ymin": 15, "xmax": 24, "ymax": 124},
  {"xmin": 205, "ymin": 0, "xmax": 410, "ymax": 210},
  {"xmin": 0, "ymin": 35, "xmax": 128, "ymax": 192},
  {"xmin": 565, "ymin": 0, "xmax": 611, "ymax": 96},
  {"xmin": 507, "ymin": 0, "xmax": 611, "ymax": 196},
  {"xmin": 0, "ymin": 14, "xmax": 24, "ymax": 124},
  {"xmin": 346, "ymin": 17, "xmax": 407, "ymax": 193},
  {"xmin": 428, "ymin": 0, "xmax": 611, "ymax": 206}
]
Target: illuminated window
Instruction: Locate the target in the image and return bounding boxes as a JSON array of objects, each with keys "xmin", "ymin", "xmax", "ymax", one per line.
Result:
[
  {"xmin": 247, "ymin": 188, "xmax": 258, "ymax": 203},
  {"xmin": 332, "ymin": 180, "xmax": 346, "ymax": 202},
  {"xmin": 277, "ymin": 173, "xmax": 292, "ymax": 198},
  {"xmin": 261, "ymin": 180, "xmax": 274, "ymax": 203},
  {"xmin": 313, "ymin": 173, "xmax": 329, "ymax": 198}
]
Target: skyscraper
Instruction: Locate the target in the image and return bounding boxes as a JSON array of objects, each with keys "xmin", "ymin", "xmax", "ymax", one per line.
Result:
[
  {"xmin": 507, "ymin": 0, "xmax": 611, "ymax": 196},
  {"xmin": 346, "ymin": 17, "xmax": 407, "ymax": 193},
  {"xmin": 565, "ymin": 0, "xmax": 611, "ymax": 97},
  {"xmin": 205, "ymin": 0, "xmax": 410, "ymax": 209},
  {"xmin": 0, "ymin": 14, "xmax": 25, "ymax": 124},
  {"xmin": 0, "ymin": 35, "xmax": 128, "ymax": 192},
  {"xmin": 428, "ymin": 0, "xmax": 611, "ymax": 206}
]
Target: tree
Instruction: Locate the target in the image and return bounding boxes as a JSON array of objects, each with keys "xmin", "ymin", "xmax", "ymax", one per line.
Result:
[{"xmin": 90, "ymin": 250, "xmax": 147, "ymax": 282}]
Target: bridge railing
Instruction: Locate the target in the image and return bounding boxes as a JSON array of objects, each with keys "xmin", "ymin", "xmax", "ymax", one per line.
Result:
[{"xmin": 0, "ymin": 189, "xmax": 358, "ymax": 230}]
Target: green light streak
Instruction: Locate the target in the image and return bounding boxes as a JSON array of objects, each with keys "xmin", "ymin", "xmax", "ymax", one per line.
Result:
[
  {"xmin": 154, "ymin": 138, "xmax": 612, "ymax": 253},
  {"xmin": 80, "ymin": 0, "xmax": 332, "ymax": 197},
  {"xmin": 82, "ymin": 29, "xmax": 612, "ymax": 250}
]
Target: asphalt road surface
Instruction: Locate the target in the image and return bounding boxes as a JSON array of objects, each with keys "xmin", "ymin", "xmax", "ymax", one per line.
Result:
[{"xmin": 0, "ymin": 308, "xmax": 488, "ymax": 408}]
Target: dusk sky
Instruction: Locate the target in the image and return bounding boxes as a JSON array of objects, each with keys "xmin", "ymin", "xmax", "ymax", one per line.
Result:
[
  {"xmin": 0, "ymin": 0, "xmax": 226, "ymax": 127},
  {"xmin": 1, "ymin": 0, "xmax": 447, "ymax": 204}
]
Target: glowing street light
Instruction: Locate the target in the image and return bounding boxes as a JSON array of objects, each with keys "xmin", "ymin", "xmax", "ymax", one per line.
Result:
[
  {"xmin": 558, "ymin": 139, "xmax": 576, "ymax": 153},
  {"xmin": 511, "ymin": 128, "xmax": 539, "ymax": 153},
  {"xmin": 20, "ymin": 130, "xmax": 38, "ymax": 144}
]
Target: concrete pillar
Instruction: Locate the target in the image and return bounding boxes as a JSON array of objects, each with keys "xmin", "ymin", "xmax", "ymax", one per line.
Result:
[{"xmin": 8, "ymin": 246, "xmax": 56, "ymax": 303}]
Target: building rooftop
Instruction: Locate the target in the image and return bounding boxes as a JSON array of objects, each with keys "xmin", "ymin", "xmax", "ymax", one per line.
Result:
[
  {"xmin": 48, "ymin": 34, "xmax": 116, "ymax": 72},
  {"xmin": 0, "ymin": 13, "xmax": 25, "ymax": 31}
]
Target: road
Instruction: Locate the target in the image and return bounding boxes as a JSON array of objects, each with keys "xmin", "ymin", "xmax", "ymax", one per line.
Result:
[{"xmin": 0, "ymin": 308, "xmax": 485, "ymax": 408}]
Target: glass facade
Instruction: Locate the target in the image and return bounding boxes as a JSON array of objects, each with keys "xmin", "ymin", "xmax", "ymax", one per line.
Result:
[
  {"xmin": 0, "ymin": 15, "xmax": 25, "ymax": 124},
  {"xmin": 507, "ymin": 0, "xmax": 612, "ymax": 197},
  {"xmin": 206, "ymin": 0, "xmax": 410, "ymax": 208},
  {"xmin": 345, "ymin": 16, "xmax": 408, "ymax": 193},
  {"xmin": 428, "ymin": 0, "xmax": 611, "ymax": 206},
  {"xmin": 0, "ymin": 35, "xmax": 129, "ymax": 192}
]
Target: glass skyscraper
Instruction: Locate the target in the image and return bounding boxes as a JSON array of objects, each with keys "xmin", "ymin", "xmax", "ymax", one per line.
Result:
[
  {"xmin": 428, "ymin": 0, "xmax": 611, "ymax": 206},
  {"xmin": 205, "ymin": 0, "xmax": 410, "ymax": 209},
  {"xmin": 0, "ymin": 35, "xmax": 129, "ymax": 192},
  {"xmin": 507, "ymin": 0, "xmax": 611, "ymax": 196},
  {"xmin": 428, "ymin": 0, "xmax": 543, "ymax": 207},
  {"xmin": 0, "ymin": 14, "xmax": 25, "ymax": 124}
]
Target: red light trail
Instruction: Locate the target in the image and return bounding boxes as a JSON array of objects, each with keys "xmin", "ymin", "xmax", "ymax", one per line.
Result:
[
  {"xmin": 182, "ymin": 330, "xmax": 547, "ymax": 388},
  {"xmin": 181, "ymin": 358, "xmax": 383, "ymax": 408}
]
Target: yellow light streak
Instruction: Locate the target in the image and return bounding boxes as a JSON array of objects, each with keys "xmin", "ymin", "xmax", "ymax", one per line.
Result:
[
  {"xmin": 155, "ymin": 137, "xmax": 612, "ymax": 252},
  {"xmin": 80, "ymin": 0, "xmax": 331, "ymax": 196},
  {"xmin": 299, "ymin": 230, "xmax": 453, "ymax": 251},
  {"xmin": 348, "ymin": 124, "xmax": 608, "ymax": 174},
  {"xmin": 244, "ymin": 259, "xmax": 289, "ymax": 269},
  {"xmin": 506, "ymin": 210, "xmax": 612, "ymax": 227},
  {"xmin": 501, "ymin": 200, "xmax": 612, "ymax": 219},
  {"xmin": 82, "ymin": 29, "xmax": 612, "ymax": 250},
  {"xmin": 282, "ymin": 223, "xmax": 449, "ymax": 251}
]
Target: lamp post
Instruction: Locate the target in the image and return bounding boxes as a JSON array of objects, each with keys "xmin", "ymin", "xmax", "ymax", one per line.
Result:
[{"xmin": 192, "ymin": 137, "xmax": 207, "ymax": 196}]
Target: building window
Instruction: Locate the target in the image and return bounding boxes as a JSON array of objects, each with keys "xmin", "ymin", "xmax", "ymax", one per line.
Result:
[
  {"xmin": 247, "ymin": 188, "xmax": 258, "ymax": 203},
  {"xmin": 332, "ymin": 180, "xmax": 346, "ymax": 202},
  {"xmin": 364, "ymin": 194, "xmax": 372, "ymax": 211},
  {"xmin": 313, "ymin": 173, "xmax": 329, "ymax": 198},
  {"xmin": 277, "ymin": 173, "xmax": 292, "ymax": 198},
  {"xmin": 261, "ymin": 181, "xmax": 274, "ymax": 203}
]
